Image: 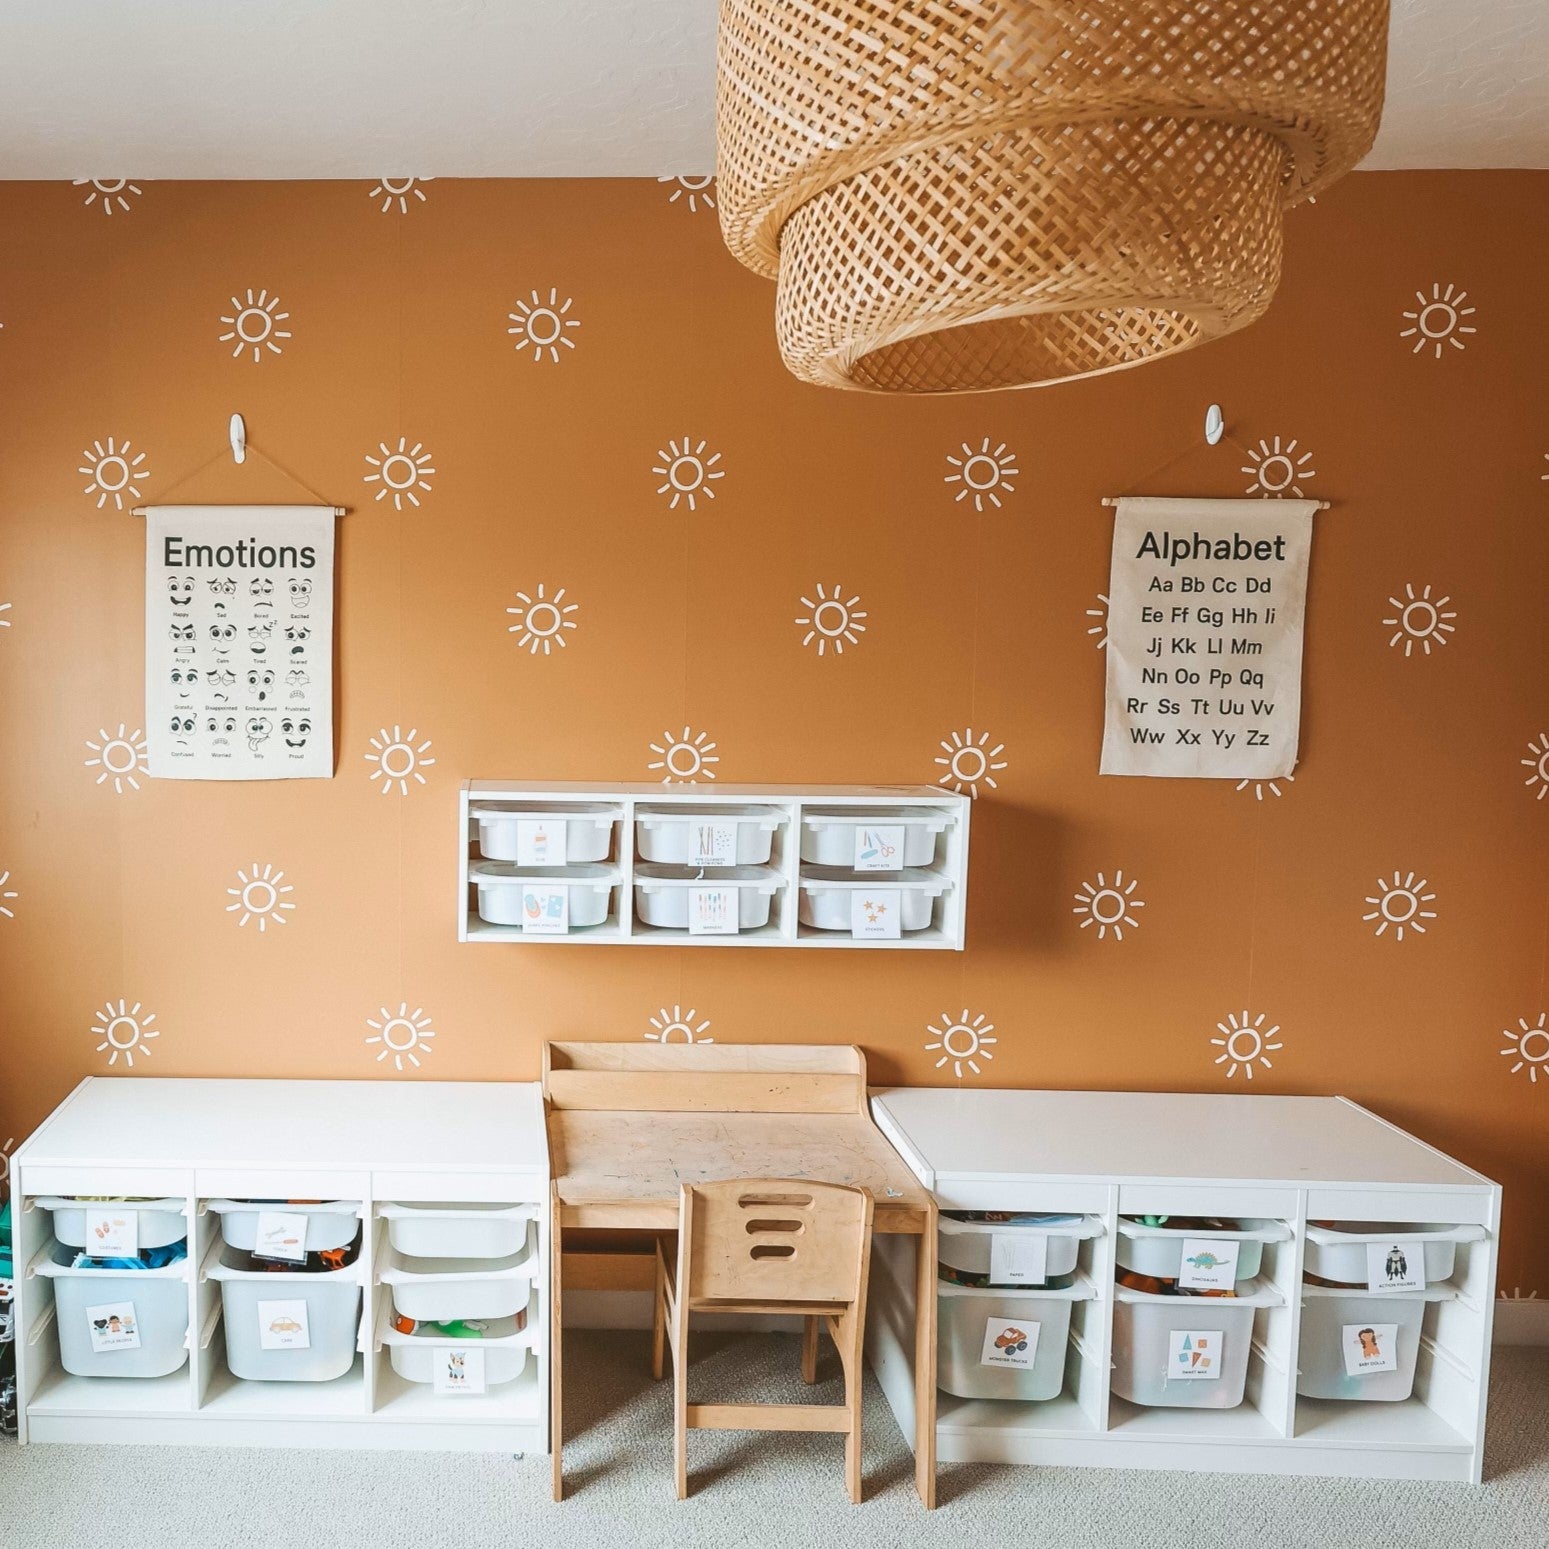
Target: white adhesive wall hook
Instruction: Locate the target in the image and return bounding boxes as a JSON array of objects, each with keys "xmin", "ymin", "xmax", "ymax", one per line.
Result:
[
  {"xmin": 229, "ymin": 413, "xmax": 247, "ymax": 466},
  {"xmin": 1204, "ymin": 403, "xmax": 1225, "ymax": 447}
]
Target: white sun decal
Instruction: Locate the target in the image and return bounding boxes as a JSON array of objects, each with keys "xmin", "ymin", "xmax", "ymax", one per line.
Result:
[
  {"xmin": 363, "ymin": 437, "xmax": 436, "ymax": 510},
  {"xmin": 1243, "ymin": 436, "xmax": 1316, "ymax": 498},
  {"xmin": 1085, "ymin": 594, "xmax": 1109, "ymax": 649},
  {"xmin": 84, "ymin": 723, "xmax": 148, "ymax": 794},
  {"xmin": 659, "ymin": 175, "xmax": 716, "ymax": 213},
  {"xmin": 647, "ymin": 727, "xmax": 720, "ymax": 783},
  {"xmin": 74, "ymin": 178, "xmax": 142, "ymax": 215},
  {"xmin": 796, "ymin": 583, "xmax": 867, "ymax": 656},
  {"xmin": 1400, "ymin": 283, "xmax": 1476, "ymax": 358},
  {"xmin": 507, "ymin": 289, "xmax": 580, "ymax": 363},
  {"xmin": 1520, "ymin": 734, "xmax": 1549, "ymax": 801},
  {"xmin": 365, "ymin": 725, "xmax": 436, "ymax": 795},
  {"xmin": 0, "ymin": 1136, "xmax": 13, "ymax": 1189},
  {"xmin": 369, "ymin": 177, "xmax": 430, "ymax": 214},
  {"xmin": 365, "ymin": 1003, "xmax": 437, "ymax": 1072},
  {"xmin": 646, "ymin": 1004, "xmax": 714, "ymax": 1044},
  {"xmin": 925, "ymin": 1011, "xmax": 998, "ymax": 1080},
  {"xmin": 1362, "ymin": 871, "xmax": 1437, "ymax": 942},
  {"xmin": 1210, "ymin": 1010, "xmax": 1283, "ymax": 1080},
  {"xmin": 0, "ymin": 868, "xmax": 17, "ymax": 920},
  {"xmin": 1500, "ymin": 1014, "xmax": 1549, "ymax": 1086},
  {"xmin": 652, "ymin": 437, "xmax": 725, "ymax": 512},
  {"xmin": 507, "ymin": 584, "xmax": 579, "ymax": 655},
  {"xmin": 218, "ymin": 288, "xmax": 292, "ymax": 362},
  {"xmin": 934, "ymin": 728, "xmax": 1008, "ymax": 798},
  {"xmin": 92, "ymin": 999, "xmax": 159, "ymax": 1068},
  {"xmin": 1383, "ymin": 583, "xmax": 1457, "ymax": 657},
  {"xmin": 0, "ymin": 600, "xmax": 10, "ymax": 630},
  {"xmin": 225, "ymin": 863, "xmax": 296, "ymax": 932},
  {"xmin": 944, "ymin": 439, "xmax": 1018, "ymax": 512},
  {"xmin": 1236, "ymin": 772, "xmax": 1296, "ymax": 801},
  {"xmin": 1072, "ymin": 871, "xmax": 1144, "ymax": 941},
  {"xmin": 79, "ymin": 437, "xmax": 149, "ymax": 511}
]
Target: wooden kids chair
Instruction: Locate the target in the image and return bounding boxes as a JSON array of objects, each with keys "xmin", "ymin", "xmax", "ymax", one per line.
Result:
[{"xmin": 653, "ymin": 1177, "xmax": 875, "ymax": 1502}]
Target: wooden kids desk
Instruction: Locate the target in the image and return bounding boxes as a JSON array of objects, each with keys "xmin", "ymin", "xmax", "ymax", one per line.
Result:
[{"xmin": 543, "ymin": 1041, "xmax": 940, "ymax": 1506}]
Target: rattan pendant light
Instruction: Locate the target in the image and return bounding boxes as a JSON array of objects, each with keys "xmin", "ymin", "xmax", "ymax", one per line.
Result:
[{"xmin": 716, "ymin": 1, "xmax": 1390, "ymax": 393}]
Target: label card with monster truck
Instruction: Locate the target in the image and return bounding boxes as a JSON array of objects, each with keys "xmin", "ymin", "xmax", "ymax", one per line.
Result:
[
  {"xmin": 144, "ymin": 506, "xmax": 334, "ymax": 780},
  {"xmin": 979, "ymin": 1314, "xmax": 1041, "ymax": 1369}
]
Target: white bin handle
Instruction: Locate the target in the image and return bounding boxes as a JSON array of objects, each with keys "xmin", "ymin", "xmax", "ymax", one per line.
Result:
[
  {"xmin": 205, "ymin": 1199, "xmax": 362, "ymax": 1218},
  {"xmin": 33, "ymin": 1196, "xmax": 187, "ymax": 1216},
  {"xmin": 376, "ymin": 1203, "xmax": 536, "ymax": 1222},
  {"xmin": 1115, "ymin": 1278, "xmax": 1285, "ymax": 1309},
  {"xmin": 1302, "ymin": 1222, "xmax": 1486, "ymax": 1247},
  {"xmin": 1117, "ymin": 1218, "xmax": 1291, "ymax": 1244}
]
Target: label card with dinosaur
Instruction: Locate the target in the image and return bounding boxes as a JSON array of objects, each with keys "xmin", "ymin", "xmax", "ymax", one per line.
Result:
[
  {"xmin": 1177, "ymin": 1237, "xmax": 1242, "ymax": 1292},
  {"xmin": 1101, "ymin": 496, "xmax": 1315, "ymax": 780},
  {"xmin": 144, "ymin": 505, "xmax": 334, "ymax": 780}
]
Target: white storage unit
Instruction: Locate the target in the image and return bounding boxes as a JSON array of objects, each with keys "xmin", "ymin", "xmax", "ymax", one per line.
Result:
[
  {"xmin": 867, "ymin": 1088, "xmax": 1500, "ymax": 1483},
  {"xmin": 459, "ymin": 782, "xmax": 970, "ymax": 949},
  {"xmin": 10, "ymin": 1077, "xmax": 550, "ymax": 1453}
]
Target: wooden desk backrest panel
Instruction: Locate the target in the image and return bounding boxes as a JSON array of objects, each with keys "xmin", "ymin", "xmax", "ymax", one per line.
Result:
[
  {"xmin": 684, "ymin": 1178, "xmax": 874, "ymax": 1304},
  {"xmin": 543, "ymin": 1041, "xmax": 868, "ymax": 1115}
]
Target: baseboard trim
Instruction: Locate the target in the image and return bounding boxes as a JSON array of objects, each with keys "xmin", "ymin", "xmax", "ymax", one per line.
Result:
[{"xmin": 1494, "ymin": 1297, "xmax": 1548, "ymax": 1346}]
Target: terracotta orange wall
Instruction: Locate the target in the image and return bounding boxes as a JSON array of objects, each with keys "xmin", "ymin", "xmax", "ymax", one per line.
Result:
[{"xmin": 0, "ymin": 174, "xmax": 1544, "ymax": 1291}]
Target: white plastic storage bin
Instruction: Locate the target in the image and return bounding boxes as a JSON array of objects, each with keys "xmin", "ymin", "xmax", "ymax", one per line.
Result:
[
  {"xmin": 469, "ymin": 802, "xmax": 615, "ymax": 864},
  {"xmin": 798, "ymin": 867, "xmax": 949, "ymax": 933},
  {"xmin": 378, "ymin": 1203, "xmax": 535, "ymax": 1261},
  {"xmin": 207, "ymin": 1201, "xmax": 359, "ymax": 1256},
  {"xmin": 633, "ymin": 865, "xmax": 780, "ymax": 932},
  {"xmin": 33, "ymin": 1246, "xmax": 190, "ymax": 1378},
  {"xmin": 1296, "ymin": 1285, "xmax": 1452, "ymax": 1402},
  {"xmin": 1302, "ymin": 1222, "xmax": 1483, "ymax": 1288},
  {"xmin": 938, "ymin": 1214, "xmax": 1101, "ymax": 1286},
  {"xmin": 208, "ymin": 1248, "xmax": 361, "ymax": 1382},
  {"xmin": 1111, "ymin": 1281, "xmax": 1282, "ymax": 1409},
  {"xmin": 470, "ymin": 863, "xmax": 616, "ymax": 929},
  {"xmin": 379, "ymin": 1244, "xmax": 537, "ymax": 1323},
  {"xmin": 37, "ymin": 1197, "xmax": 187, "ymax": 1253},
  {"xmin": 635, "ymin": 806, "xmax": 782, "ymax": 867},
  {"xmin": 937, "ymin": 1279, "xmax": 1084, "ymax": 1401},
  {"xmin": 382, "ymin": 1314, "xmax": 532, "ymax": 1390},
  {"xmin": 1115, "ymin": 1218, "xmax": 1289, "ymax": 1283},
  {"xmin": 800, "ymin": 808, "xmax": 950, "ymax": 870}
]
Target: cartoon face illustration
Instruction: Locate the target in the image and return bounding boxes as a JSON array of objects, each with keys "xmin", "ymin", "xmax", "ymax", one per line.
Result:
[
  {"xmin": 208, "ymin": 576, "xmax": 236, "ymax": 597},
  {"xmin": 281, "ymin": 715, "xmax": 312, "ymax": 749},
  {"xmin": 171, "ymin": 666, "xmax": 200, "ymax": 699},
  {"xmin": 250, "ymin": 575, "xmax": 274, "ymax": 599},
  {"xmin": 208, "ymin": 622, "xmax": 236, "ymax": 655},
  {"xmin": 248, "ymin": 619, "xmax": 274, "ymax": 656},
  {"xmin": 285, "ymin": 624, "xmax": 310, "ymax": 654},
  {"xmin": 167, "ymin": 574, "xmax": 195, "ymax": 607},
  {"xmin": 288, "ymin": 577, "xmax": 312, "ymax": 607},
  {"xmin": 170, "ymin": 621, "xmax": 196, "ymax": 656},
  {"xmin": 206, "ymin": 714, "xmax": 236, "ymax": 745},
  {"xmin": 170, "ymin": 713, "xmax": 195, "ymax": 739},
  {"xmin": 208, "ymin": 666, "xmax": 235, "ymax": 689},
  {"xmin": 246, "ymin": 716, "xmax": 272, "ymax": 751},
  {"xmin": 247, "ymin": 667, "xmax": 276, "ymax": 702},
  {"xmin": 285, "ymin": 667, "xmax": 310, "ymax": 689},
  {"xmin": 213, "ymin": 599, "xmax": 229, "ymax": 618}
]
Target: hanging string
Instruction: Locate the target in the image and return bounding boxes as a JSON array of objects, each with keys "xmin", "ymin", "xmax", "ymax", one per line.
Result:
[
  {"xmin": 1102, "ymin": 428, "xmax": 1330, "ymax": 509},
  {"xmin": 132, "ymin": 437, "xmax": 344, "ymax": 514}
]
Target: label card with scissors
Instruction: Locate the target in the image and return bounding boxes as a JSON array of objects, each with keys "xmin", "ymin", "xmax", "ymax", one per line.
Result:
[
  {"xmin": 989, "ymin": 1232, "xmax": 1048, "ymax": 1286},
  {"xmin": 850, "ymin": 889, "xmax": 901, "ymax": 939},
  {"xmin": 692, "ymin": 822, "xmax": 736, "ymax": 868},
  {"xmin": 515, "ymin": 819, "xmax": 567, "ymax": 867},
  {"xmin": 84, "ymin": 1207, "xmax": 139, "ymax": 1258},
  {"xmin": 1177, "ymin": 1238, "xmax": 1241, "ymax": 1293},
  {"xmin": 521, "ymin": 884, "xmax": 570, "ymax": 935},
  {"xmin": 253, "ymin": 1210, "xmax": 310, "ymax": 1264},
  {"xmin": 853, "ymin": 824, "xmax": 905, "ymax": 872},
  {"xmin": 689, "ymin": 885, "xmax": 738, "ymax": 935},
  {"xmin": 1365, "ymin": 1240, "xmax": 1426, "ymax": 1293},
  {"xmin": 434, "ymin": 1346, "xmax": 487, "ymax": 1395}
]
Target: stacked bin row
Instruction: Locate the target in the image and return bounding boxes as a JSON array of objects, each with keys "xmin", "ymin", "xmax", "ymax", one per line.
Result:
[
  {"xmin": 469, "ymin": 803, "xmax": 623, "ymax": 933},
  {"xmin": 797, "ymin": 808, "xmax": 954, "ymax": 938},
  {"xmin": 376, "ymin": 1204, "xmax": 538, "ymax": 1396}
]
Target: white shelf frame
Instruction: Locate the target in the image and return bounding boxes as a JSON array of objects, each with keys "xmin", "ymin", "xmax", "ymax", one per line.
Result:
[
  {"xmin": 11, "ymin": 1079, "xmax": 550, "ymax": 1454},
  {"xmin": 866, "ymin": 1091, "xmax": 1501, "ymax": 1484},
  {"xmin": 457, "ymin": 781, "xmax": 971, "ymax": 950}
]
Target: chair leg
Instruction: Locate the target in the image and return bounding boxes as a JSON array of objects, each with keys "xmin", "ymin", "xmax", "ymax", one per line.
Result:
[
  {"xmin": 840, "ymin": 1308, "xmax": 863, "ymax": 1504},
  {"xmin": 801, "ymin": 1314, "xmax": 820, "ymax": 1384},
  {"xmin": 673, "ymin": 1330, "xmax": 689, "ymax": 1500},
  {"xmin": 651, "ymin": 1239, "xmax": 667, "ymax": 1381}
]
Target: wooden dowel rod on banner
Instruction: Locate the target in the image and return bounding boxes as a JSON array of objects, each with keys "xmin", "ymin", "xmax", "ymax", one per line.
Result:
[
  {"xmin": 1100, "ymin": 497, "xmax": 1332, "ymax": 509},
  {"xmin": 131, "ymin": 505, "xmax": 348, "ymax": 517}
]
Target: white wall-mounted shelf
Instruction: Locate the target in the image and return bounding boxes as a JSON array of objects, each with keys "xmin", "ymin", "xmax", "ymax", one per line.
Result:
[
  {"xmin": 457, "ymin": 781, "xmax": 971, "ymax": 950},
  {"xmin": 11, "ymin": 1078, "xmax": 550, "ymax": 1454},
  {"xmin": 866, "ymin": 1089, "xmax": 1500, "ymax": 1485}
]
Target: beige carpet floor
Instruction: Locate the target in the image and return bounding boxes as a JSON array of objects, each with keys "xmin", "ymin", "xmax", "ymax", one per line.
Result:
[{"xmin": 3, "ymin": 1334, "xmax": 1546, "ymax": 1548}]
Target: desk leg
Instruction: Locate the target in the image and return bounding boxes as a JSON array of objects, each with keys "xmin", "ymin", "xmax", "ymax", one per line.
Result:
[
  {"xmin": 913, "ymin": 1206, "xmax": 938, "ymax": 1509},
  {"xmin": 551, "ymin": 1185, "xmax": 564, "ymax": 1502}
]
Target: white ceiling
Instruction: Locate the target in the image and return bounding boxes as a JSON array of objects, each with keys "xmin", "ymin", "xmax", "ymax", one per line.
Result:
[{"xmin": 1, "ymin": 0, "xmax": 1546, "ymax": 180}]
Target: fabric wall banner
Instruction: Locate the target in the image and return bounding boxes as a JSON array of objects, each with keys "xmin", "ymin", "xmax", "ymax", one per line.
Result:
[
  {"xmin": 1100, "ymin": 496, "xmax": 1315, "ymax": 780},
  {"xmin": 145, "ymin": 505, "xmax": 334, "ymax": 780}
]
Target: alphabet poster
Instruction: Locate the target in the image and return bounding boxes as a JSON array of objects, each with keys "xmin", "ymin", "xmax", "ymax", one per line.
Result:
[
  {"xmin": 1100, "ymin": 497, "xmax": 1315, "ymax": 779},
  {"xmin": 145, "ymin": 505, "xmax": 334, "ymax": 779}
]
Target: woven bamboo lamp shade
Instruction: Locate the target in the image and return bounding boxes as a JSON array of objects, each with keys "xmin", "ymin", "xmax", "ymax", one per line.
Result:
[{"xmin": 716, "ymin": 0, "xmax": 1390, "ymax": 394}]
